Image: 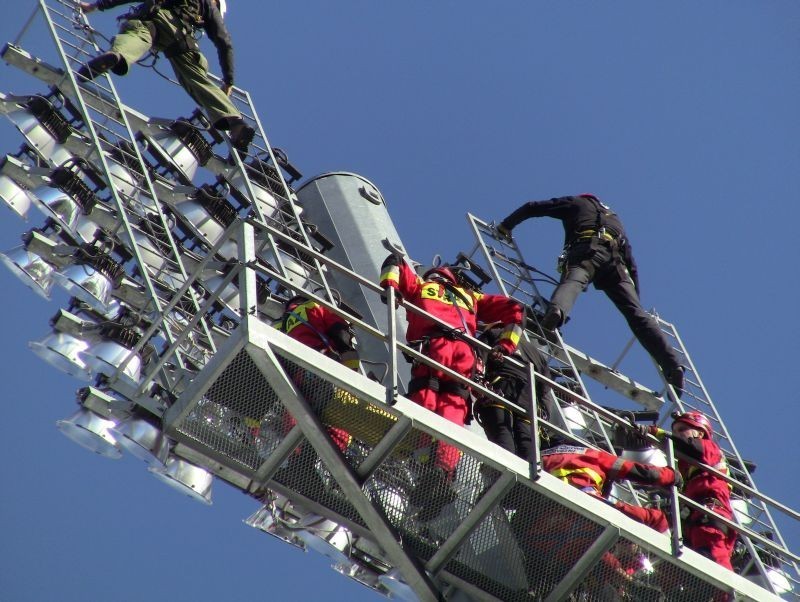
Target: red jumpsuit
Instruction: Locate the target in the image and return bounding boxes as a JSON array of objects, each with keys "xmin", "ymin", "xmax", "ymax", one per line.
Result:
[
  {"xmin": 380, "ymin": 256, "xmax": 523, "ymax": 474},
  {"xmin": 542, "ymin": 444, "xmax": 677, "ymax": 532},
  {"xmin": 675, "ymin": 437, "xmax": 736, "ymax": 571},
  {"xmin": 276, "ymin": 298, "xmax": 359, "ymax": 453}
]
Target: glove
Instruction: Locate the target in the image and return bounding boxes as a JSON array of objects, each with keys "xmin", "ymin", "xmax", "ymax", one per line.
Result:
[
  {"xmin": 488, "ymin": 345, "xmax": 507, "ymax": 365},
  {"xmin": 637, "ymin": 424, "xmax": 668, "ymax": 440},
  {"xmin": 380, "ymin": 286, "xmax": 402, "ymax": 308},
  {"xmin": 496, "ymin": 223, "xmax": 513, "ymax": 242},
  {"xmin": 671, "ymin": 469, "xmax": 684, "ymax": 489}
]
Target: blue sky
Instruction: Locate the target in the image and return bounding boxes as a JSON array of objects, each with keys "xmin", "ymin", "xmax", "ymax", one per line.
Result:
[{"xmin": 0, "ymin": 2, "xmax": 798, "ymax": 601}]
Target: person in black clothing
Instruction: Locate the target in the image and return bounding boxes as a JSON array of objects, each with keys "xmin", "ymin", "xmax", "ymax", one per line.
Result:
[
  {"xmin": 496, "ymin": 194, "xmax": 684, "ymax": 395},
  {"xmin": 475, "ymin": 325, "xmax": 551, "ymax": 459},
  {"xmin": 78, "ymin": 0, "xmax": 254, "ymax": 153}
]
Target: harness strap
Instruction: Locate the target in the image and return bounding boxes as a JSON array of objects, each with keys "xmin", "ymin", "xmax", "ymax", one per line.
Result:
[{"xmin": 408, "ymin": 376, "xmax": 470, "ymax": 400}]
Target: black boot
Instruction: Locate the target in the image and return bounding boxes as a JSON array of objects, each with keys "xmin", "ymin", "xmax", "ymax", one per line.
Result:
[
  {"xmin": 665, "ymin": 366, "xmax": 685, "ymax": 397},
  {"xmin": 541, "ymin": 305, "xmax": 563, "ymax": 331},
  {"xmin": 77, "ymin": 52, "xmax": 121, "ymax": 81},
  {"xmin": 228, "ymin": 118, "xmax": 255, "ymax": 154}
]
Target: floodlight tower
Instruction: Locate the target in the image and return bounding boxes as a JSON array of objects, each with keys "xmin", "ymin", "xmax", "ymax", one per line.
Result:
[{"xmin": 0, "ymin": 2, "xmax": 798, "ymax": 602}]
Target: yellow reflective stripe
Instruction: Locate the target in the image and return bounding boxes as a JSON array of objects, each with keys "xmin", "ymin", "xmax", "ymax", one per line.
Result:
[
  {"xmin": 380, "ymin": 265, "xmax": 400, "ymax": 284},
  {"xmin": 420, "ymin": 283, "xmax": 474, "ymax": 311},
  {"xmin": 576, "ymin": 229, "xmax": 614, "ymax": 242},
  {"xmin": 550, "ymin": 466, "xmax": 604, "ymax": 489},
  {"xmin": 500, "ymin": 324, "xmax": 522, "ymax": 347},
  {"xmin": 281, "ymin": 303, "xmax": 311, "ymax": 335}
]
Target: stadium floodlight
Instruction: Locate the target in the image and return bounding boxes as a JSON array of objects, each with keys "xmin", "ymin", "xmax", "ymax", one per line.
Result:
[
  {"xmin": 244, "ymin": 504, "xmax": 307, "ymax": 550},
  {"xmin": 0, "ymin": 93, "xmax": 75, "ymax": 166},
  {"xmin": 332, "ymin": 562, "xmax": 383, "ymax": 593},
  {"xmin": 0, "ymin": 172, "xmax": 34, "ymax": 219},
  {"xmin": 0, "ymin": 243, "xmax": 55, "ymax": 299},
  {"xmin": 377, "ymin": 568, "xmax": 418, "ymax": 601},
  {"xmin": 140, "ymin": 113, "xmax": 213, "ymax": 183},
  {"xmin": 171, "ymin": 185, "xmax": 239, "ymax": 259},
  {"xmin": 296, "ymin": 514, "xmax": 353, "ymax": 565},
  {"xmin": 148, "ymin": 456, "xmax": 213, "ymax": 505},
  {"xmin": 79, "ymin": 322, "xmax": 144, "ymax": 387},
  {"xmin": 29, "ymin": 330, "xmax": 95, "ymax": 380},
  {"xmin": 29, "ymin": 163, "xmax": 104, "ymax": 244},
  {"xmin": 52, "ymin": 245, "xmax": 124, "ymax": 313},
  {"xmin": 56, "ymin": 407, "xmax": 122, "ymax": 459},
  {"xmin": 109, "ymin": 412, "xmax": 170, "ymax": 467}
]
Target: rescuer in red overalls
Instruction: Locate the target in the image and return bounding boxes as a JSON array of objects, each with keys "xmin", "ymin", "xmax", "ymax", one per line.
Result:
[
  {"xmin": 276, "ymin": 295, "xmax": 360, "ymax": 453},
  {"xmin": 380, "ymin": 255, "xmax": 522, "ymax": 520},
  {"xmin": 541, "ymin": 441, "xmax": 681, "ymax": 532},
  {"xmin": 642, "ymin": 411, "xmax": 736, "ymax": 571},
  {"xmin": 510, "ymin": 439, "xmax": 680, "ymax": 597}
]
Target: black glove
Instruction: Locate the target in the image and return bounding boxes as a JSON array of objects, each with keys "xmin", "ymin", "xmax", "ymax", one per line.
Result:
[
  {"xmin": 488, "ymin": 345, "xmax": 507, "ymax": 365},
  {"xmin": 672, "ymin": 469, "xmax": 684, "ymax": 489},
  {"xmin": 496, "ymin": 223, "xmax": 513, "ymax": 242}
]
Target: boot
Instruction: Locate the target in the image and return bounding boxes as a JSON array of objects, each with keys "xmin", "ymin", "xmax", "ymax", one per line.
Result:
[
  {"xmin": 228, "ymin": 118, "xmax": 255, "ymax": 154},
  {"xmin": 665, "ymin": 365, "xmax": 685, "ymax": 397},
  {"xmin": 77, "ymin": 52, "xmax": 121, "ymax": 81},
  {"xmin": 541, "ymin": 305, "xmax": 562, "ymax": 332}
]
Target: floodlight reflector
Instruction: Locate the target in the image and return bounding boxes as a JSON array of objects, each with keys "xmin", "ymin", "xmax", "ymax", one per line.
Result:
[
  {"xmin": 29, "ymin": 331, "xmax": 93, "ymax": 379},
  {"xmin": 0, "ymin": 244, "xmax": 55, "ymax": 298},
  {"xmin": 109, "ymin": 415, "xmax": 169, "ymax": 466},
  {"xmin": 148, "ymin": 456, "xmax": 213, "ymax": 504},
  {"xmin": 56, "ymin": 407, "xmax": 122, "ymax": 458}
]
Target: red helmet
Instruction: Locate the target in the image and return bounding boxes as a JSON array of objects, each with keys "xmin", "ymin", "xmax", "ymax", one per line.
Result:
[
  {"xmin": 672, "ymin": 411, "xmax": 713, "ymax": 439},
  {"xmin": 578, "ymin": 193, "xmax": 600, "ymax": 202},
  {"xmin": 423, "ymin": 266, "xmax": 457, "ymax": 285}
]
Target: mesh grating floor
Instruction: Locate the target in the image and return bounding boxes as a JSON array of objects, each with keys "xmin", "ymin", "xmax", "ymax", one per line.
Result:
[{"xmin": 172, "ymin": 349, "xmax": 734, "ymax": 601}]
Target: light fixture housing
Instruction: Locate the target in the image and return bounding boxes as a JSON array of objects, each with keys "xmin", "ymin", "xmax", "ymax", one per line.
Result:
[
  {"xmin": 29, "ymin": 330, "xmax": 94, "ymax": 380},
  {"xmin": 377, "ymin": 568, "xmax": 418, "ymax": 601},
  {"xmin": 295, "ymin": 514, "xmax": 353, "ymax": 565},
  {"xmin": 52, "ymin": 249, "xmax": 124, "ymax": 313},
  {"xmin": 0, "ymin": 244, "xmax": 55, "ymax": 298},
  {"xmin": 79, "ymin": 322, "xmax": 144, "ymax": 386},
  {"xmin": 0, "ymin": 172, "xmax": 34, "ymax": 219},
  {"xmin": 148, "ymin": 456, "xmax": 213, "ymax": 504},
  {"xmin": 244, "ymin": 504, "xmax": 306, "ymax": 550},
  {"xmin": 109, "ymin": 413, "xmax": 170, "ymax": 466},
  {"xmin": 56, "ymin": 407, "xmax": 122, "ymax": 458}
]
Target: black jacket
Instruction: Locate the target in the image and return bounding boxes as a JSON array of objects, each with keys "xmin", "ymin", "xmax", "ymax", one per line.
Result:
[
  {"xmin": 96, "ymin": 0, "xmax": 235, "ymax": 85},
  {"xmin": 501, "ymin": 195, "xmax": 639, "ymax": 291}
]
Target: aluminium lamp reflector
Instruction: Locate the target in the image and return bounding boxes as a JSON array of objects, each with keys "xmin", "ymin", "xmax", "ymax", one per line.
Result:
[
  {"xmin": 56, "ymin": 407, "xmax": 122, "ymax": 459},
  {"xmin": 148, "ymin": 456, "xmax": 212, "ymax": 504},
  {"xmin": 0, "ymin": 244, "xmax": 55, "ymax": 299},
  {"xmin": 29, "ymin": 331, "xmax": 94, "ymax": 380},
  {"xmin": 4, "ymin": 96, "xmax": 73, "ymax": 166},
  {"xmin": 109, "ymin": 415, "xmax": 169, "ymax": 467},
  {"xmin": 78, "ymin": 324, "xmax": 143, "ymax": 387},
  {"xmin": 295, "ymin": 514, "xmax": 353, "ymax": 565},
  {"xmin": 0, "ymin": 173, "xmax": 34, "ymax": 219},
  {"xmin": 244, "ymin": 505, "xmax": 306, "ymax": 549},
  {"xmin": 377, "ymin": 568, "xmax": 418, "ymax": 602},
  {"xmin": 52, "ymin": 251, "xmax": 124, "ymax": 313}
]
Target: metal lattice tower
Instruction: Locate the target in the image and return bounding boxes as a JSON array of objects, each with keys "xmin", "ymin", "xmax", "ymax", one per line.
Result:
[{"xmin": 1, "ymin": 2, "xmax": 798, "ymax": 601}]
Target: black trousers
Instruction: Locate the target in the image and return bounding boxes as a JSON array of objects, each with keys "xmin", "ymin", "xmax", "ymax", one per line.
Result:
[
  {"xmin": 550, "ymin": 241, "xmax": 681, "ymax": 375},
  {"xmin": 477, "ymin": 377, "xmax": 532, "ymax": 460}
]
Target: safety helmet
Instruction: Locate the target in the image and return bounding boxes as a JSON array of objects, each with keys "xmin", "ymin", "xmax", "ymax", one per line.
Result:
[
  {"xmin": 422, "ymin": 266, "xmax": 457, "ymax": 285},
  {"xmin": 671, "ymin": 411, "xmax": 713, "ymax": 439},
  {"xmin": 217, "ymin": 0, "xmax": 227, "ymax": 18},
  {"xmin": 578, "ymin": 193, "xmax": 600, "ymax": 202}
]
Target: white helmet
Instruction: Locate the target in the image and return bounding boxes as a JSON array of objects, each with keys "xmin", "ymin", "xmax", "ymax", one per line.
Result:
[{"xmin": 217, "ymin": 0, "xmax": 227, "ymax": 18}]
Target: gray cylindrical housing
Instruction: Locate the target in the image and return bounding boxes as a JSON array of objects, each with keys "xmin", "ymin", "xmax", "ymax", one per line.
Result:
[{"xmin": 296, "ymin": 172, "xmax": 410, "ymax": 388}]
